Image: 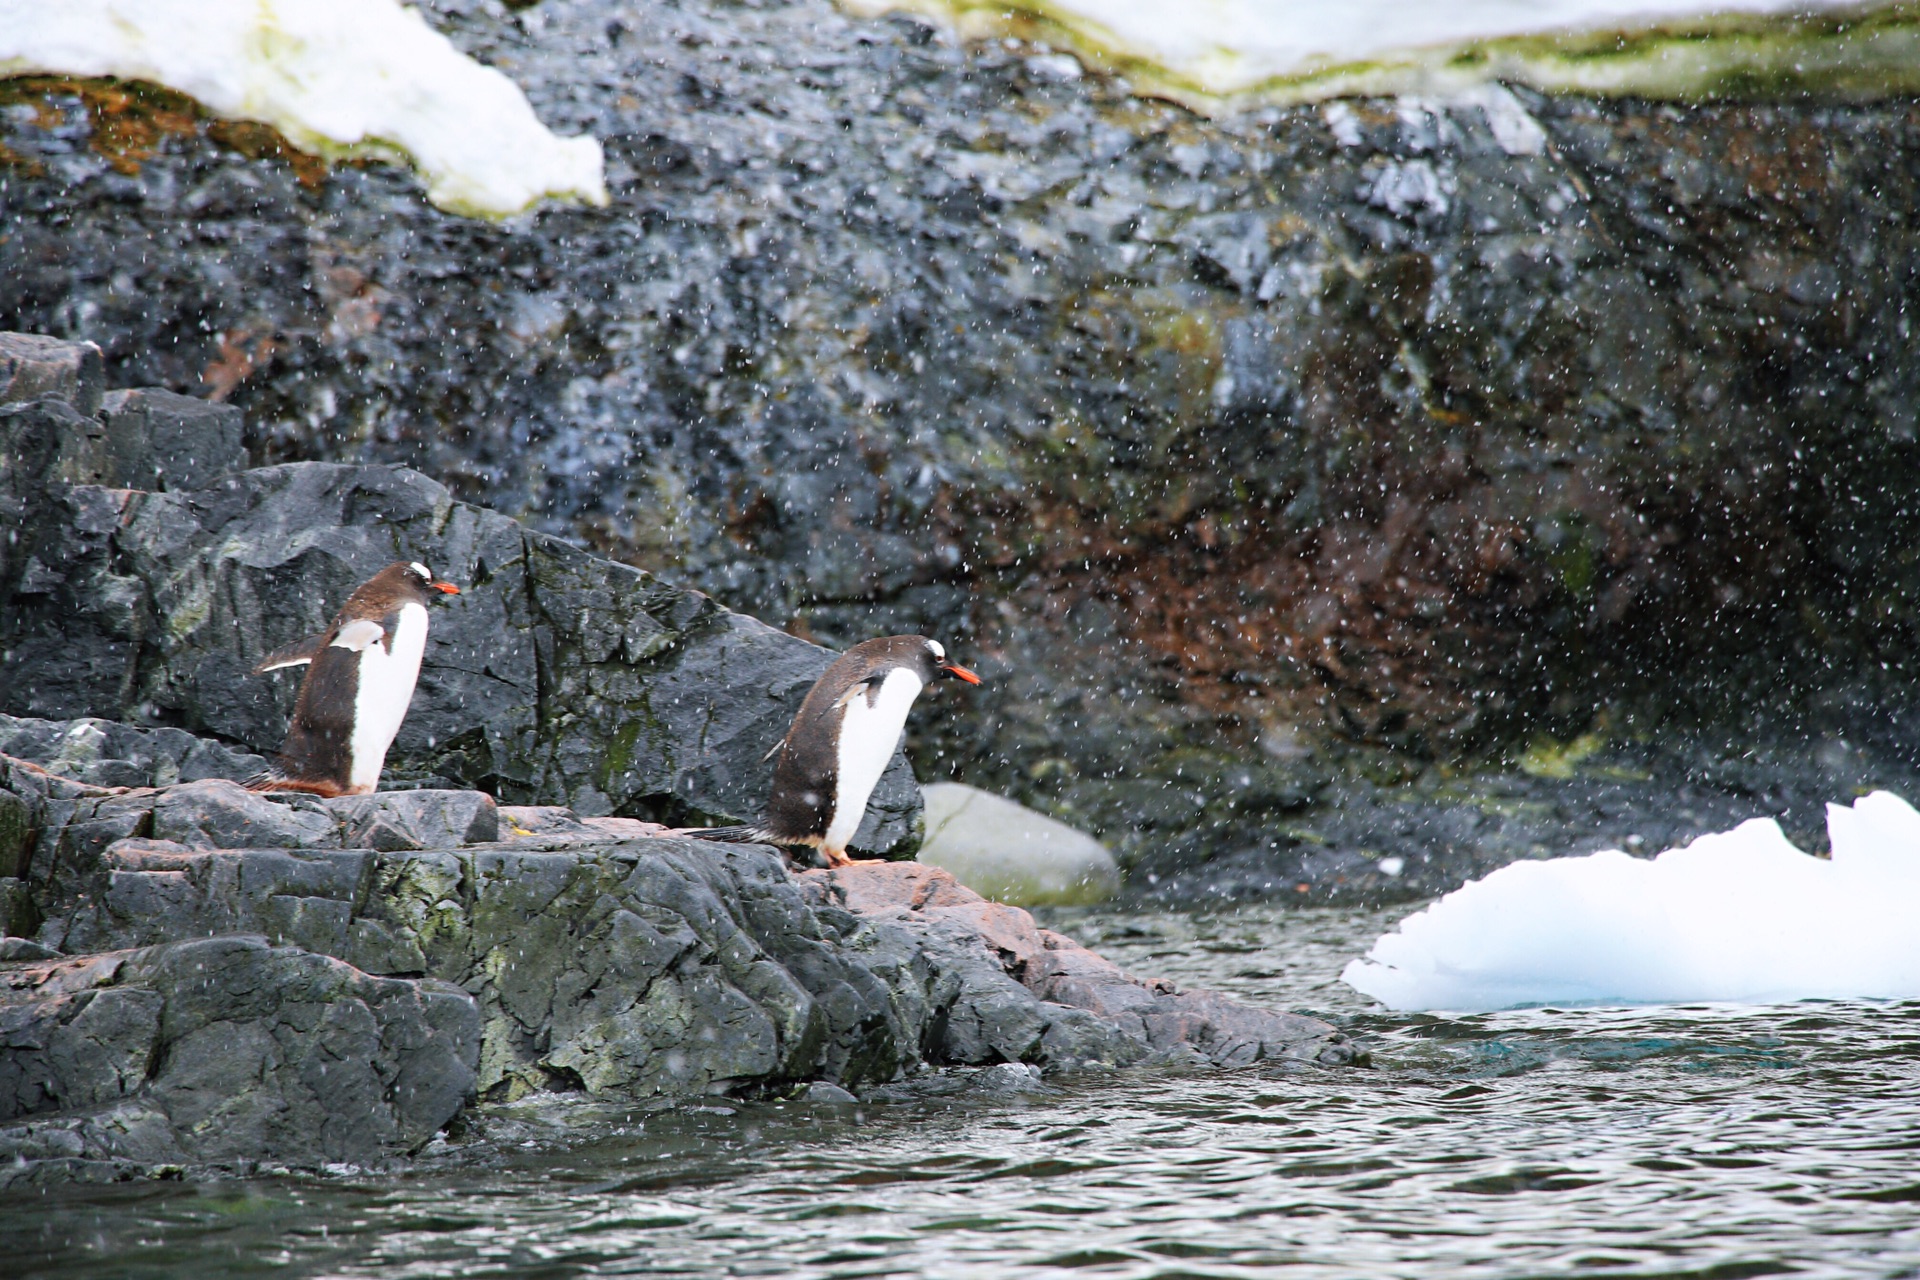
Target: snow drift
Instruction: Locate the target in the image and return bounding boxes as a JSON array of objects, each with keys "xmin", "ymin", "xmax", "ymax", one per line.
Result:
[
  {"xmin": 846, "ymin": 0, "xmax": 1920, "ymax": 109},
  {"xmin": 1343, "ymin": 790, "xmax": 1920, "ymax": 1012},
  {"xmin": 0, "ymin": 0, "xmax": 606, "ymax": 218}
]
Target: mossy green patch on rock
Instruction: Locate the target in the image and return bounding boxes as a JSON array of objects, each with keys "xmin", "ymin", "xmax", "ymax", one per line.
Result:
[
  {"xmin": 0, "ymin": 788, "xmax": 31, "ymax": 880},
  {"xmin": 1519, "ymin": 731, "xmax": 1607, "ymax": 781}
]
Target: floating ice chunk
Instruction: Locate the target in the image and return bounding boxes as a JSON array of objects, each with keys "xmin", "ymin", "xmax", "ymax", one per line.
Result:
[
  {"xmin": 0, "ymin": 0, "xmax": 607, "ymax": 219},
  {"xmin": 1343, "ymin": 791, "xmax": 1920, "ymax": 1012}
]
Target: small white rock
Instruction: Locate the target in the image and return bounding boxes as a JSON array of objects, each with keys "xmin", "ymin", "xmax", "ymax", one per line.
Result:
[
  {"xmin": 1026, "ymin": 53, "xmax": 1084, "ymax": 82},
  {"xmin": 1454, "ymin": 83, "xmax": 1548, "ymax": 157},
  {"xmin": 918, "ymin": 782, "xmax": 1121, "ymax": 907}
]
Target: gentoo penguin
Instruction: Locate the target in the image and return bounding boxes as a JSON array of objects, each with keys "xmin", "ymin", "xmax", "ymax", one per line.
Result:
[
  {"xmin": 690, "ymin": 635, "xmax": 980, "ymax": 866},
  {"xmin": 248, "ymin": 560, "xmax": 460, "ymax": 797}
]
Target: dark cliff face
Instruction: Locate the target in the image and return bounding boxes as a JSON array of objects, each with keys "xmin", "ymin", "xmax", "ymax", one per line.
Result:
[{"xmin": 5, "ymin": 0, "xmax": 1920, "ymax": 876}]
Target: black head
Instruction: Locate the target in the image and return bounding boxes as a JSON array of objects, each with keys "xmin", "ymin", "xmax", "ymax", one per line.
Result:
[
  {"xmin": 349, "ymin": 561, "xmax": 462, "ymax": 613},
  {"xmin": 922, "ymin": 637, "xmax": 981, "ymax": 685},
  {"xmin": 845, "ymin": 635, "xmax": 980, "ymax": 685},
  {"xmin": 402, "ymin": 560, "xmax": 462, "ymax": 598}
]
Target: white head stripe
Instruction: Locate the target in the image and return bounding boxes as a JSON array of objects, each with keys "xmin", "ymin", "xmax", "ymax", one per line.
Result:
[
  {"xmin": 410, "ymin": 562, "xmax": 432, "ymax": 579},
  {"xmin": 928, "ymin": 640, "xmax": 945, "ymax": 661}
]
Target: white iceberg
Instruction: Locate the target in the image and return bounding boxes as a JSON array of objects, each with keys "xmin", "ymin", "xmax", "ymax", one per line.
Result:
[
  {"xmin": 1343, "ymin": 790, "xmax": 1920, "ymax": 1012},
  {"xmin": 0, "ymin": 0, "xmax": 606, "ymax": 218}
]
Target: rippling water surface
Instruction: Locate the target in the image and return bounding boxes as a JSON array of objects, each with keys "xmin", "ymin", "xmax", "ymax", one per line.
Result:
[{"xmin": 8, "ymin": 903, "xmax": 1920, "ymax": 1279}]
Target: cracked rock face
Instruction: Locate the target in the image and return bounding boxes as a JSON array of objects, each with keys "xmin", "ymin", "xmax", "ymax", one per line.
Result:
[
  {"xmin": 0, "ymin": 935, "xmax": 479, "ymax": 1186},
  {"xmin": 798, "ymin": 861, "xmax": 1353, "ymax": 1071}
]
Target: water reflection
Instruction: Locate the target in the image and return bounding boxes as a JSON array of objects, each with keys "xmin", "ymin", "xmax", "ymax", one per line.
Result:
[{"xmin": 8, "ymin": 904, "xmax": 1920, "ymax": 1279}]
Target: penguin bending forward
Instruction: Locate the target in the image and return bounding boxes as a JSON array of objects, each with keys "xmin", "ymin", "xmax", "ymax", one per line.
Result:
[
  {"xmin": 690, "ymin": 635, "xmax": 980, "ymax": 867},
  {"xmin": 249, "ymin": 561, "xmax": 460, "ymax": 798}
]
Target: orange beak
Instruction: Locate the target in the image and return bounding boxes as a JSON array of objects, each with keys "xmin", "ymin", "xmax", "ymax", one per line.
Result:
[
  {"xmin": 941, "ymin": 662, "xmax": 981, "ymax": 685},
  {"xmin": 432, "ymin": 581, "xmax": 461, "ymax": 595}
]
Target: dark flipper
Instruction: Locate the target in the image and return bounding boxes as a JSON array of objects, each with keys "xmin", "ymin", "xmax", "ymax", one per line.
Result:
[{"xmin": 252, "ymin": 631, "xmax": 331, "ymax": 674}]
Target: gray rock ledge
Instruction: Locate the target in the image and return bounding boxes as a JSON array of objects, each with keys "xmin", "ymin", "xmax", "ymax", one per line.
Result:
[{"xmin": 0, "ymin": 748, "xmax": 1354, "ymax": 1183}]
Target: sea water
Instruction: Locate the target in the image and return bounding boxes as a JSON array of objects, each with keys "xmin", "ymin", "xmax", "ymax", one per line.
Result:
[{"xmin": 7, "ymin": 902, "xmax": 1919, "ymax": 1279}]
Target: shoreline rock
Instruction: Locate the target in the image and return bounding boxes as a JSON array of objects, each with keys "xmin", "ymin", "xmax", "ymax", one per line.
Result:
[
  {"xmin": 6, "ymin": 2, "xmax": 1920, "ymax": 897},
  {"xmin": 0, "ymin": 935, "xmax": 478, "ymax": 1188},
  {"xmin": 0, "ymin": 747, "xmax": 1355, "ymax": 1184},
  {"xmin": 801, "ymin": 860, "xmax": 1348, "ymax": 1070}
]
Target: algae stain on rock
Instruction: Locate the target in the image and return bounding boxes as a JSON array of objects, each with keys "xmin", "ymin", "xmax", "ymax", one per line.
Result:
[
  {"xmin": 1519, "ymin": 730, "xmax": 1606, "ymax": 780},
  {"xmin": 0, "ymin": 76, "xmax": 327, "ymax": 186}
]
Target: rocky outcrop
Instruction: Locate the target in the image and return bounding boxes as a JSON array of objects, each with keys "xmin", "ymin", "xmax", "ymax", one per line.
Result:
[
  {"xmin": 4, "ymin": 3, "xmax": 1915, "ymax": 893},
  {"xmin": 0, "ymin": 743, "xmax": 1353, "ymax": 1180},
  {"xmin": 0, "ymin": 332, "xmax": 103, "ymax": 415},
  {"xmin": 0, "ymin": 355, "xmax": 919, "ymax": 854},
  {"xmin": 0, "ymin": 714, "xmax": 269, "ymax": 790},
  {"xmin": 801, "ymin": 861, "xmax": 1347, "ymax": 1069}
]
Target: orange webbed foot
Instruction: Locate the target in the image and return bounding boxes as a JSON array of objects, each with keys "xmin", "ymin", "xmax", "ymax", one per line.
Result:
[{"xmin": 820, "ymin": 848, "xmax": 886, "ymax": 869}]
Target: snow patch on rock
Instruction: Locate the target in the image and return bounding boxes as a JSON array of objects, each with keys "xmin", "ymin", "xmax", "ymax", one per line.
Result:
[
  {"xmin": 848, "ymin": 0, "xmax": 1908, "ymax": 109},
  {"xmin": 1344, "ymin": 790, "xmax": 1920, "ymax": 1012},
  {"xmin": 0, "ymin": 0, "xmax": 606, "ymax": 218}
]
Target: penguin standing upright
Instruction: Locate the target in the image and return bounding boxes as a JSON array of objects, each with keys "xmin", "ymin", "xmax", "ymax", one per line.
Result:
[
  {"xmin": 690, "ymin": 635, "xmax": 980, "ymax": 866},
  {"xmin": 249, "ymin": 560, "xmax": 461, "ymax": 797}
]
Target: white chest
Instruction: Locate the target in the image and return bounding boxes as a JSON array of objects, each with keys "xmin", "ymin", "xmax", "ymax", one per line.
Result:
[
  {"xmin": 825, "ymin": 667, "xmax": 923, "ymax": 854},
  {"xmin": 346, "ymin": 601, "xmax": 429, "ymax": 792}
]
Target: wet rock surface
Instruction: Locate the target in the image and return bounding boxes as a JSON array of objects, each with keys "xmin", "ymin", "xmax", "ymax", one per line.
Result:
[
  {"xmin": 0, "ymin": 749, "xmax": 1353, "ymax": 1182},
  {"xmin": 0, "ymin": 713, "xmax": 269, "ymax": 790},
  {"xmin": 0, "ymin": 331, "xmax": 102, "ymax": 415},
  {"xmin": 0, "ymin": 936, "xmax": 479, "ymax": 1189},
  {"xmin": 4, "ymin": 2, "xmax": 1918, "ymax": 900},
  {"xmin": 800, "ymin": 861, "xmax": 1352, "ymax": 1069},
  {"xmin": 97, "ymin": 387, "xmax": 247, "ymax": 493},
  {"xmin": 1128, "ymin": 726, "xmax": 1920, "ymax": 906},
  {"xmin": 5, "ymin": 326, "xmax": 1914, "ymax": 910}
]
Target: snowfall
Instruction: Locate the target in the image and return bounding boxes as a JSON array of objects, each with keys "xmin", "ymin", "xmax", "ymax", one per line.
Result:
[{"xmin": 1343, "ymin": 790, "xmax": 1920, "ymax": 1012}]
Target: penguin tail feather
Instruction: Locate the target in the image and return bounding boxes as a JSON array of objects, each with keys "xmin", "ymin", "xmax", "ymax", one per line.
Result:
[{"xmin": 682, "ymin": 824, "xmax": 782, "ymax": 845}]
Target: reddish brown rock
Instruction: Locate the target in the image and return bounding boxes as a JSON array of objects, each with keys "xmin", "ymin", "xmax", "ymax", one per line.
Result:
[{"xmin": 800, "ymin": 863, "xmax": 1355, "ymax": 1070}]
